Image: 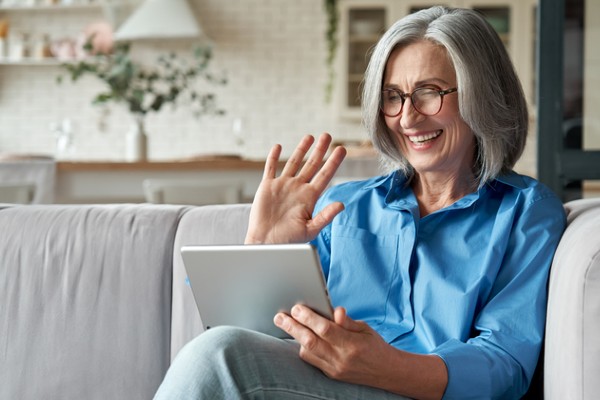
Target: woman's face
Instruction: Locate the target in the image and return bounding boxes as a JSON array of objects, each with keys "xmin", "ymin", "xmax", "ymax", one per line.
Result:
[{"xmin": 382, "ymin": 40, "xmax": 475, "ymax": 179}]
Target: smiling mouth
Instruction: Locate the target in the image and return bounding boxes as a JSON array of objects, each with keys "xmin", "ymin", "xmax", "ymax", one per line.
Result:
[{"xmin": 408, "ymin": 130, "xmax": 442, "ymax": 144}]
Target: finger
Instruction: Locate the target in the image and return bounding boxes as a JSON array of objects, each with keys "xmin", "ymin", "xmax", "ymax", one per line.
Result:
[
  {"xmin": 306, "ymin": 202, "xmax": 344, "ymax": 239},
  {"xmin": 297, "ymin": 133, "xmax": 333, "ymax": 182},
  {"xmin": 277, "ymin": 319, "xmax": 329, "ymax": 375},
  {"xmin": 309, "ymin": 146, "xmax": 347, "ymax": 192},
  {"xmin": 263, "ymin": 144, "xmax": 282, "ymax": 179},
  {"xmin": 334, "ymin": 306, "xmax": 371, "ymax": 334},
  {"xmin": 291, "ymin": 304, "xmax": 338, "ymax": 341},
  {"xmin": 280, "ymin": 135, "xmax": 315, "ymax": 177},
  {"xmin": 274, "ymin": 311, "xmax": 318, "ymax": 344},
  {"xmin": 334, "ymin": 306, "xmax": 348, "ymax": 326}
]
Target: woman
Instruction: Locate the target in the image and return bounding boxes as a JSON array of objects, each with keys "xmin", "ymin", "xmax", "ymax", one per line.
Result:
[{"xmin": 155, "ymin": 6, "xmax": 565, "ymax": 399}]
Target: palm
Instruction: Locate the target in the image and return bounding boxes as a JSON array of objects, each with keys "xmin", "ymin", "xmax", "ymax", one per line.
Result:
[{"xmin": 245, "ymin": 134, "xmax": 347, "ymax": 244}]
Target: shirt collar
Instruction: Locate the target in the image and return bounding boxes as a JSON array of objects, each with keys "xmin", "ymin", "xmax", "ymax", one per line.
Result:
[
  {"xmin": 492, "ymin": 170, "xmax": 529, "ymax": 190},
  {"xmin": 366, "ymin": 170, "xmax": 527, "ymax": 212}
]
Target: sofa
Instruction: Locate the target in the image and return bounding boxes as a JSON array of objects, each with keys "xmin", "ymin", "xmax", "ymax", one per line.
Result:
[{"xmin": 0, "ymin": 198, "xmax": 598, "ymax": 399}]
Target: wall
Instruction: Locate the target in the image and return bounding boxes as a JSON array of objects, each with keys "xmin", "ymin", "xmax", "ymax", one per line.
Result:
[
  {"xmin": 0, "ymin": 0, "xmax": 536, "ymax": 176},
  {"xmin": 584, "ymin": 0, "xmax": 600, "ymax": 150}
]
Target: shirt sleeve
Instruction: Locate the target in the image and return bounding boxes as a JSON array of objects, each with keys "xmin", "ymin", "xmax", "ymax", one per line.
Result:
[{"xmin": 433, "ymin": 194, "xmax": 566, "ymax": 399}]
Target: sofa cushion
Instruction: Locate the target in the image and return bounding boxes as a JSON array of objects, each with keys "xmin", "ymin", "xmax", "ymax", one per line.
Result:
[
  {"xmin": 0, "ymin": 204, "xmax": 188, "ymax": 400},
  {"xmin": 545, "ymin": 198, "xmax": 600, "ymax": 399}
]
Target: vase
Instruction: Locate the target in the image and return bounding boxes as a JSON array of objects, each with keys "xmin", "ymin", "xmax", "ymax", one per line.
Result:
[{"xmin": 125, "ymin": 115, "xmax": 148, "ymax": 162}]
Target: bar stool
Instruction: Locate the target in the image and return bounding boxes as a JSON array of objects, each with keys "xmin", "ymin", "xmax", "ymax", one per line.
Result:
[
  {"xmin": 0, "ymin": 183, "xmax": 36, "ymax": 204},
  {"xmin": 143, "ymin": 179, "xmax": 243, "ymax": 206}
]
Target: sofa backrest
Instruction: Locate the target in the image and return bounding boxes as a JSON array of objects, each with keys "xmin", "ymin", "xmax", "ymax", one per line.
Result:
[
  {"xmin": 0, "ymin": 204, "xmax": 189, "ymax": 400},
  {"xmin": 545, "ymin": 198, "xmax": 600, "ymax": 399},
  {"xmin": 169, "ymin": 203, "xmax": 251, "ymax": 361}
]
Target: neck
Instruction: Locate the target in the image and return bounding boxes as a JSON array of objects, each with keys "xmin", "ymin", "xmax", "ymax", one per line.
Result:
[{"xmin": 412, "ymin": 172, "xmax": 477, "ymax": 217}]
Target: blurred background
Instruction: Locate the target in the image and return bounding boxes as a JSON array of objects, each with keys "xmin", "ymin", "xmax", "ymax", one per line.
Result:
[{"xmin": 0, "ymin": 0, "xmax": 597, "ymax": 203}]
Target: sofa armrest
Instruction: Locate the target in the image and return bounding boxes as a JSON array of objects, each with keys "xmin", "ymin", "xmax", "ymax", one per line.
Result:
[{"xmin": 545, "ymin": 198, "xmax": 600, "ymax": 399}]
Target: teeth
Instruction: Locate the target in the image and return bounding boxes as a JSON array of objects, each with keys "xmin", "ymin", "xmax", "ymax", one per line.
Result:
[{"xmin": 408, "ymin": 130, "xmax": 442, "ymax": 143}]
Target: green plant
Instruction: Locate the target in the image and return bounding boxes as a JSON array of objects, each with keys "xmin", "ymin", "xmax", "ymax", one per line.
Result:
[
  {"xmin": 324, "ymin": 0, "xmax": 338, "ymax": 103},
  {"xmin": 58, "ymin": 40, "xmax": 226, "ymax": 118}
]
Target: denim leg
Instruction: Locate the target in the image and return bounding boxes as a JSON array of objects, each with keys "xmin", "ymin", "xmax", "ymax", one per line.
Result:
[{"xmin": 154, "ymin": 326, "xmax": 410, "ymax": 400}]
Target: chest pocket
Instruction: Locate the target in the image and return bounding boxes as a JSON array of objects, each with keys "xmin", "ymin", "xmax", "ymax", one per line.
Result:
[{"xmin": 328, "ymin": 224, "xmax": 403, "ymax": 325}]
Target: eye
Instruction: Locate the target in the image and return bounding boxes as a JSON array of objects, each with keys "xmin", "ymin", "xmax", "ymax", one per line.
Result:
[
  {"xmin": 415, "ymin": 88, "xmax": 439, "ymax": 101},
  {"xmin": 384, "ymin": 90, "xmax": 402, "ymax": 103}
]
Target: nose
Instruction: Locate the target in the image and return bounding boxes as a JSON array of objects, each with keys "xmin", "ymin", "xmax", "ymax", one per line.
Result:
[{"xmin": 400, "ymin": 98, "xmax": 426, "ymax": 130}]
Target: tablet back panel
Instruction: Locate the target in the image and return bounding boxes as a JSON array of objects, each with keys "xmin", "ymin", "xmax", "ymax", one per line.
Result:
[{"xmin": 181, "ymin": 244, "xmax": 333, "ymax": 338}]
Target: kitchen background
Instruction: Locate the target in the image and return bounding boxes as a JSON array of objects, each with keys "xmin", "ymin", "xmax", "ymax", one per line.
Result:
[
  {"xmin": 0, "ymin": 0, "xmax": 541, "ymax": 176},
  {"xmin": 0, "ymin": 0, "xmax": 373, "ymax": 163}
]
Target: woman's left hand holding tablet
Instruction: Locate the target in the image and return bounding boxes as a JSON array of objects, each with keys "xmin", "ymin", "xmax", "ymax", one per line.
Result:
[{"xmin": 245, "ymin": 133, "xmax": 347, "ymax": 244}]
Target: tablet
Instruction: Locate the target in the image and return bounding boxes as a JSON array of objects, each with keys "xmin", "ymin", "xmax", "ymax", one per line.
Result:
[{"xmin": 181, "ymin": 243, "xmax": 334, "ymax": 338}]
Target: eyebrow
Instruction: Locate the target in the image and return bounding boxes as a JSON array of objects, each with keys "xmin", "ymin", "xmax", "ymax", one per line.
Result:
[{"xmin": 382, "ymin": 78, "xmax": 452, "ymax": 90}]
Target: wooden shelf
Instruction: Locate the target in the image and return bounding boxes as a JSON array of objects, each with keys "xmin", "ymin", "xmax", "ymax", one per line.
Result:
[
  {"xmin": 0, "ymin": 4, "xmax": 102, "ymax": 11},
  {"xmin": 0, "ymin": 58, "xmax": 61, "ymax": 66}
]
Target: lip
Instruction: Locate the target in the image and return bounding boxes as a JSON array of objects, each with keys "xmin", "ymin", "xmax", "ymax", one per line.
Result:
[{"xmin": 404, "ymin": 129, "xmax": 443, "ymax": 146}]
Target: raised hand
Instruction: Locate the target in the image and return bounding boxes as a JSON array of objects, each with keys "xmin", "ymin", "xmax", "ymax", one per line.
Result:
[{"xmin": 245, "ymin": 133, "xmax": 347, "ymax": 244}]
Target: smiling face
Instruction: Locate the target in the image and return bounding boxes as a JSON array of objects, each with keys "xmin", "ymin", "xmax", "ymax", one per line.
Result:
[{"xmin": 382, "ymin": 40, "xmax": 475, "ymax": 182}]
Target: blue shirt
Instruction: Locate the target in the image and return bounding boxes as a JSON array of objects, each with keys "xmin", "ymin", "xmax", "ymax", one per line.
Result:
[{"xmin": 311, "ymin": 170, "xmax": 566, "ymax": 399}]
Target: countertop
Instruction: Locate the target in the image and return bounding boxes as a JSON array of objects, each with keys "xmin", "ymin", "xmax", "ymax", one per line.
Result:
[{"xmin": 56, "ymin": 156, "xmax": 274, "ymax": 172}]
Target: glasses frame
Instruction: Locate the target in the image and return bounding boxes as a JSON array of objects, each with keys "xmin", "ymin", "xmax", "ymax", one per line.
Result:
[{"xmin": 380, "ymin": 86, "xmax": 458, "ymax": 117}]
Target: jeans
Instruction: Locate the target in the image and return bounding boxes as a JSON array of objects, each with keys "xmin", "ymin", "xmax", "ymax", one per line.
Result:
[{"xmin": 154, "ymin": 326, "xmax": 410, "ymax": 400}]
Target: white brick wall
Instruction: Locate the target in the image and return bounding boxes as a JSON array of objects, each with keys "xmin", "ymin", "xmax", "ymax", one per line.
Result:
[{"xmin": 0, "ymin": 0, "xmax": 536, "ymax": 176}]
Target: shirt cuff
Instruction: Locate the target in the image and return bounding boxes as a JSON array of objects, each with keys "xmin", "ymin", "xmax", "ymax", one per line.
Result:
[{"xmin": 432, "ymin": 338, "xmax": 522, "ymax": 399}]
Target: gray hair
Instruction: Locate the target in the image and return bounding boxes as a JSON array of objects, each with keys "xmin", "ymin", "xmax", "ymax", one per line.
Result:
[{"xmin": 362, "ymin": 6, "xmax": 528, "ymax": 186}]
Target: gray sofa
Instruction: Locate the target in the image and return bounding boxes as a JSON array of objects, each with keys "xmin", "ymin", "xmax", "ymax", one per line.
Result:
[{"xmin": 0, "ymin": 199, "xmax": 598, "ymax": 399}]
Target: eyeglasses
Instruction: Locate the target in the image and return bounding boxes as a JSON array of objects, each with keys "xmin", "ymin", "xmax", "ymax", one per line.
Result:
[{"xmin": 380, "ymin": 87, "xmax": 458, "ymax": 117}]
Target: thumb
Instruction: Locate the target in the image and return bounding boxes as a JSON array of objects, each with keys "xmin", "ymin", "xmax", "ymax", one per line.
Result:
[
  {"xmin": 334, "ymin": 307, "xmax": 366, "ymax": 332},
  {"xmin": 307, "ymin": 202, "xmax": 344, "ymax": 237}
]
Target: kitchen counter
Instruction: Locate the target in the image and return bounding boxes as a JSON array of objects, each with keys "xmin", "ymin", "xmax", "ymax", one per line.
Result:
[
  {"xmin": 1, "ymin": 152, "xmax": 380, "ymax": 204},
  {"xmin": 54, "ymin": 157, "xmax": 280, "ymax": 204},
  {"xmin": 56, "ymin": 157, "xmax": 273, "ymax": 172}
]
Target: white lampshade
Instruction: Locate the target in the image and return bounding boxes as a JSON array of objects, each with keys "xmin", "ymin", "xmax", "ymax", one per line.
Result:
[{"xmin": 114, "ymin": 0, "xmax": 205, "ymax": 41}]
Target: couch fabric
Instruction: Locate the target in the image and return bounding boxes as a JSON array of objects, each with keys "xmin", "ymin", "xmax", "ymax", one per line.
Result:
[
  {"xmin": 0, "ymin": 204, "xmax": 188, "ymax": 400},
  {"xmin": 0, "ymin": 199, "xmax": 598, "ymax": 399}
]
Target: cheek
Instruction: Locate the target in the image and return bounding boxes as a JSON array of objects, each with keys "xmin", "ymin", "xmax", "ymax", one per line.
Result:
[
  {"xmin": 437, "ymin": 109, "xmax": 469, "ymax": 135},
  {"xmin": 382, "ymin": 117, "xmax": 404, "ymax": 146},
  {"xmin": 447, "ymin": 123, "xmax": 476, "ymax": 154},
  {"xmin": 383, "ymin": 114, "xmax": 396, "ymax": 131},
  {"xmin": 383, "ymin": 116, "xmax": 405, "ymax": 144}
]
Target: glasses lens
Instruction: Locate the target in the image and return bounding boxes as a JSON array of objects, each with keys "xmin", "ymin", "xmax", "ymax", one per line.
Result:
[
  {"xmin": 382, "ymin": 90, "xmax": 403, "ymax": 116},
  {"xmin": 412, "ymin": 88, "xmax": 442, "ymax": 116}
]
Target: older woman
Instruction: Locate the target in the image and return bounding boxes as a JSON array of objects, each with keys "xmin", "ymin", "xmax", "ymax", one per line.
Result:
[{"xmin": 155, "ymin": 6, "xmax": 565, "ymax": 400}]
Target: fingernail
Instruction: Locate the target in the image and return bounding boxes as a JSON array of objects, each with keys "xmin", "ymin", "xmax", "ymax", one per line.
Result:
[
  {"xmin": 274, "ymin": 314, "xmax": 283, "ymax": 326},
  {"xmin": 291, "ymin": 305, "xmax": 300, "ymax": 317}
]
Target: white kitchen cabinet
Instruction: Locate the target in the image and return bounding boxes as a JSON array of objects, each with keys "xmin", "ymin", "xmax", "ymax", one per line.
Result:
[{"xmin": 336, "ymin": 0, "xmax": 538, "ymax": 120}]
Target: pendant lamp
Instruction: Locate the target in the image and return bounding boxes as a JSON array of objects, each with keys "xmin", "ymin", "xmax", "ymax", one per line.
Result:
[{"xmin": 114, "ymin": 0, "xmax": 205, "ymax": 41}]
